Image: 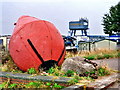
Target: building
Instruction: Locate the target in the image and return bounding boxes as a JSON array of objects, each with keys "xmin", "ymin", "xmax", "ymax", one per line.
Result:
[
  {"xmin": 78, "ymin": 39, "xmax": 117, "ymax": 51},
  {"xmin": 0, "ymin": 35, "xmax": 11, "ymax": 51}
]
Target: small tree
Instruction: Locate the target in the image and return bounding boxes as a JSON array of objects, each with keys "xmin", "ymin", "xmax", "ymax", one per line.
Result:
[{"xmin": 102, "ymin": 2, "xmax": 120, "ymax": 35}]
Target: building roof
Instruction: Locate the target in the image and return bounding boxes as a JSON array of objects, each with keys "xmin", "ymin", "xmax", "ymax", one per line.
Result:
[{"xmin": 78, "ymin": 39, "xmax": 116, "ymax": 44}]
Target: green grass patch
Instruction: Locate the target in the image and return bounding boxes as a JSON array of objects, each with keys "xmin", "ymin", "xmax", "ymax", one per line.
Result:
[
  {"xmin": 27, "ymin": 68, "xmax": 37, "ymax": 74},
  {"xmin": 64, "ymin": 70, "xmax": 75, "ymax": 77},
  {"xmin": 0, "ymin": 81, "xmax": 65, "ymax": 89},
  {"xmin": 96, "ymin": 55, "xmax": 104, "ymax": 60},
  {"xmin": 117, "ymin": 52, "xmax": 120, "ymax": 57},
  {"xmin": 84, "ymin": 55, "xmax": 96, "ymax": 60},
  {"xmin": 97, "ymin": 67, "xmax": 110, "ymax": 76},
  {"xmin": 103, "ymin": 54, "xmax": 114, "ymax": 59}
]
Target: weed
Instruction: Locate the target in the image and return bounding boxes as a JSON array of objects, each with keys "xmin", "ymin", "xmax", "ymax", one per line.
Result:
[
  {"xmin": 85, "ymin": 71, "xmax": 89, "ymax": 74},
  {"xmin": 46, "ymin": 66, "xmax": 67, "ymax": 77},
  {"xmin": 0, "ymin": 78, "xmax": 10, "ymax": 88},
  {"xmin": 0, "ymin": 81, "xmax": 65, "ymax": 89},
  {"xmin": 97, "ymin": 67, "xmax": 110, "ymax": 76},
  {"xmin": 66, "ymin": 49, "xmax": 119, "ymax": 60},
  {"xmin": 117, "ymin": 52, "xmax": 120, "ymax": 57},
  {"xmin": 103, "ymin": 54, "xmax": 113, "ymax": 59},
  {"xmin": 27, "ymin": 68, "xmax": 37, "ymax": 74},
  {"xmin": 68, "ymin": 75, "xmax": 83, "ymax": 84},
  {"xmin": 2, "ymin": 52, "xmax": 12, "ymax": 64},
  {"xmin": 82, "ymin": 76, "xmax": 94, "ymax": 81},
  {"xmin": 25, "ymin": 82, "xmax": 42, "ymax": 88},
  {"xmin": 68, "ymin": 78, "xmax": 79, "ymax": 84},
  {"xmin": 11, "ymin": 69, "xmax": 22, "ymax": 73},
  {"xmin": 1, "ymin": 64, "xmax": 8, "ymax": 72},
  {"xmin": 73, "ymin": 75, "xmax": 82, "ymax": 80},
  {"xmin": 52, "ymin": 83, "xmax": 63, "ymax": 88},
  {"xmin": 8, "ymin": 83, "xmax": 17, "ymax": 88},
  {"xmin": 47, "ymin": 67, "xmax": 55, "ymax": 74},
  {"xmin": 84, "ymin": 70, "xmax": 95, "ymax": 75},
  {"xmin": 89, "ymin": 70, "xmax": 95, "ymax": 74},
  {"xmin": 84, "ymin": 55, "xmax": 96, "ymax": 60},
  {"xmin": 65, "ymin": 70, "xmax": 75, "ymax": 77},
  {"xmin": 96, "ymin": 55, "xmax": 104, "ymax": 60},
  {"xmin": 46, "ymin": 82, "xmax": 51, "ymax": 86},
  {"xmin": 0, "ymin": 82, "xmax": 7, "ymax": 88},
  {"xmin": 79, "ymin": 70, "xmax": 97, "ymax": 79},
  {"xmin": 1, "ymin": 49, "xmax": 119, "ymax": 74},
  {"xmin": 46, "ymin": 66, "xmax": 61, "ymax": 76}
]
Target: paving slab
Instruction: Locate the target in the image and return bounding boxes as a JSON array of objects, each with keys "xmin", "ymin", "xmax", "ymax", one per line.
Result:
[
  {"xmin": 0, "ymin": 71, "xmax": 73, "ymax": 83},
  {"xmin": 88, "ymin": 73, "xmax": 118, "ymax": 88},
  {"xmin": 63, "ymin": 73, "xmax": 119, "ymax": 89}
]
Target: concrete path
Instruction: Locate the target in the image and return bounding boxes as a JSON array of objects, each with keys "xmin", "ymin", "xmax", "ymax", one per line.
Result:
[
  {"xmin": 92, "ymin": 58, "xmax": 120, "ymax": 89},
  {"xmin": 92, "ymin": 58, "xmax": 119, "ymax": 71}
]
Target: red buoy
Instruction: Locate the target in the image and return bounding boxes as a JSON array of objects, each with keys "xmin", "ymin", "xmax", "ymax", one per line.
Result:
[{"xmin": 9, "ymin": 16, "xmax": 65, "ymax": 71}]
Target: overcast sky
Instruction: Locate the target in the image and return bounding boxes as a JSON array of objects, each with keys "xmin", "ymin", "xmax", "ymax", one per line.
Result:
[{"xmin": 0, "ymin": 0, "xmax": 119, "ymax": 36}]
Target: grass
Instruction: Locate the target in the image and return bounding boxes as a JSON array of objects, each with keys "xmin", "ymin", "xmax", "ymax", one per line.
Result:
[
  {"xmin": 96, "ymin": 55, "xmax": 105, "ymax": 60},
  {"xmin": 27, "ymin": 68, "xmax": 37, "ymax": 74},
  {"xmin": 103, "ymin": 54, "xmax": 114, "ymax": 59},
  {"xmin": 0, "ymin": 49, "xmax": 117, "ymax": 88},
  {"xmin": 0, "ymin": 80, "xmax": 65, "ymax": 89},
  {"xmin": 66, "ymin": 49, "xmax": 120, "ymax": 60},
  {"xmin": 97, "ymin": 67, "xmax": 110, "ymax": 76},
  {"xmin": 118, "ymin": 52, "xmax": 120, "ymax": 57},
  {"xmin": 1, "ymin": 49, "xmax": 118, "ymax": 73},
  {"xmin": 0, "ymin": 64, "xmax": 111, "ymax": 89},
  {"xmin": 45, "ymin": 66, "xmax": 111, "ymax": 81},
  {"xmin": 84, "ymin": 55, "xmax": 96, "ymax": 60}
]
